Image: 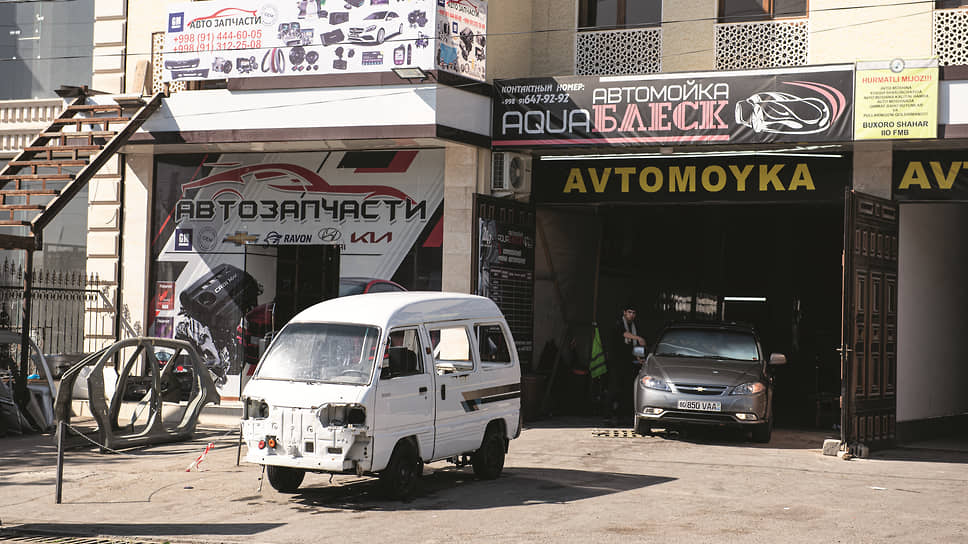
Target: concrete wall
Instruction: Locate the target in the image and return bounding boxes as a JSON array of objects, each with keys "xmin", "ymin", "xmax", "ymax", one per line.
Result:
[
  {"xmin": 529, "ymin": 0, "xmax": 578, "ymax": 76},
  {"xmin": 662, "ymin": 0, "xmax": 716, "ymax": 72},
  {"xmin": 442, "ymin": 143, "xmax": 480, "ymax": 293},
  {"xmin": 487, "ymin": 0, "xmax": 534, "ymax": 79},
  {"xmin": 898, "ymin": 203, "xmax": 968, "ymax": 422},
  {"xmin": 810, "ymin": 0, "xmax": 933, "ymax": 64},
  {"xmin": 853, "ymin": 142, "xmax": 892, "ymax": 200}
]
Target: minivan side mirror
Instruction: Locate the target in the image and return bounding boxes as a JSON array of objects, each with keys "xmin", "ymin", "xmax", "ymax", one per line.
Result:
[{"xmin": 769, "ymin": 353, "xmax": 787, "ymax": 365}]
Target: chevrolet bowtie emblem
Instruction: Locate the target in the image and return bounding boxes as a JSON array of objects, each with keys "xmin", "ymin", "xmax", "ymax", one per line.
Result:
[{"xmin": 224, "ymin": 231, "xmax": 258, "ymax": 246}]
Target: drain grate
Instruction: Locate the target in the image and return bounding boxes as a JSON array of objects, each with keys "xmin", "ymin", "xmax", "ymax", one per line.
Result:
[
  {"xmin": 592, "ymin": 428, "xmax": 643, "ymax": 438},
  {"xmin": 0, "ymin": 532, "xmax": 164, "ymax": 544}
]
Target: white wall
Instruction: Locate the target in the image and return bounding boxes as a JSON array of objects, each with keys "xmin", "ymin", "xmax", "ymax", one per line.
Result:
[{"xmin": 898, "ymin": 203, "xmax": 968, "ymax": 422}]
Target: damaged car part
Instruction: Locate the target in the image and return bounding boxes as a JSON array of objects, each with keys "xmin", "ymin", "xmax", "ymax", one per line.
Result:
[{"xmin": 53, "ymin": 337, "xmax": 220, "ymax": 451}]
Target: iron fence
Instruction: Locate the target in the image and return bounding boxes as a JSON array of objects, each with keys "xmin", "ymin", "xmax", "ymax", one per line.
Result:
[{"xmin": 0, "ymin": 259, "xmax": 114, "ymax": 361}]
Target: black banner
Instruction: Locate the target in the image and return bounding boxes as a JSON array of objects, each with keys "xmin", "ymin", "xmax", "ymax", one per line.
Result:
[
  {"xmin": 894, "ymin": 150, "xmax": 968, "ymax": 201},
  {"xmin": 493, "ymin": 66, "xmax": 854, "ymax": 148},
  {"xmin": 534, "ymin": 155, "xmax": 851, "ymax": 204},
  {"xmin": 473, "ymin": 194, "xmax": 535, "ymax": 367}
]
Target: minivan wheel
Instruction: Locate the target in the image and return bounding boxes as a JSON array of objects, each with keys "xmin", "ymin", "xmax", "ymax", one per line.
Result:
[
  {"xmin": 472, "ymin": 427, "xmax": 506, "ymax": 480},
  {"xmin": 266, "ymin": 465, "xmax": 305, "ymax": 493},
  {"xmin": 380, "ymin": 440, "xmax": 422, "ymax": 499},
  {"xmin": 752, "ymin": 417, "xmax": 773, "ymax": 443}
]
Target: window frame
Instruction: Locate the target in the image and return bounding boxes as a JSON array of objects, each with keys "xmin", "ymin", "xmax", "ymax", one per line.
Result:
[
  {"xmin": 382, "ymin": 327, "xmax": 425, "ymax": 378},
  {"xmin": 936, "ymin": 1, "xmax": 968, "ymax": 8},
  {"xmin": 474, "ymin": 322, "xmax": 514, "ymax": 368},
  {"xmin": 578, "ymin": 0, "xmax": 663, "ymax": 31},
  {"xmin": 428, "ymin": 323, "xmax": 476, "ymax": 374},
  {"xmin": 718, "ymin": 0, "xmax": 809, "ymax": 24}
]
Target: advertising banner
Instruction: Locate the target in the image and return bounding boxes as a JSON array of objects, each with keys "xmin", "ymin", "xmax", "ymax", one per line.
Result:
[
  {"xmin": 493, "ymin": 66, "xmax": 854, "ymax": 148},
  {"xmin": 162, "ymin": 0, "xmax": 486, "ymax": 82},
  {"xmin": 854, "ymin": 58, "xmax": 938, "ymax": 140},
  {"xmin": 474, "ymin": 194, "xmax": 535, "ymax": 366},
  {"xmin": 533, "ymin": 154, "xmax": 851, "ymax": 204},
  {"xmin": 893, "ymin": 150, "xmax": 968, "ymax": 201},
  {"xmin": 149, "ymin": 150, "xmax": 444, "ymax": 394}
]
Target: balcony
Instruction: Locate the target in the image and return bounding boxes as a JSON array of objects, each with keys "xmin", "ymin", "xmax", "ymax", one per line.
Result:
[
  {"xmin": 576, "ymin": 27, "xmax": 662, "ymax": 76},
  {"xmin": 934, "ymin": 8, "xmax": 968, "ymax": 66},
  {"xmin": 0, "ymin": 98, "xmax": 64, "ymax": 159},
  {"xmin": 715, "ymin": 19, "xmax": 808, "ymax": 70}
]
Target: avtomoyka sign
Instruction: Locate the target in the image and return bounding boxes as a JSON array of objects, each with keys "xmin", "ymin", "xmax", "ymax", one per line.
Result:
[
  {"xmin": 493, "ymin": 66, "xmax": 854, "ymax": 148},
  {"xmin": 534, "ymin": 155, "xmax": 851, "ymax": 204}
]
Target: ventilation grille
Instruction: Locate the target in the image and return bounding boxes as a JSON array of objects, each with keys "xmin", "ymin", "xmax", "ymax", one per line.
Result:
[
  {"xmin": 715, "ymin": 19, "xmax": 808, "ymax": 70},
  {"xmin": 934, "ymin": 8, "xmax": 968, "ymax": 66},
  {"xmin": 576, "ymin": 28, "xmax": 662, "ymax": 76},
  {"xmin": 152, "ymin": 32, "xmax": 187, "ymax": 95}
]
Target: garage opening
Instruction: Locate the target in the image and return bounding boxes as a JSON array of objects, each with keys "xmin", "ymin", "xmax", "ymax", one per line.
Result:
[{"xmin": 532, "ymin": 156, "xmax": 850, "ymax": 430}]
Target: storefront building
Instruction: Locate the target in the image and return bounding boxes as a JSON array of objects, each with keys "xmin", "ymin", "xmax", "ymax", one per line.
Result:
[{"xmin": 38, "ymin": 0, "xmax": 965, "ymax": 451}]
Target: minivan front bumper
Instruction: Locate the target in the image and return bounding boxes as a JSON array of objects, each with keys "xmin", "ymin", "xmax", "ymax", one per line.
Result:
[{"xmin": 242, "ymin": 409, "xmax": 371, "ymax": 473}]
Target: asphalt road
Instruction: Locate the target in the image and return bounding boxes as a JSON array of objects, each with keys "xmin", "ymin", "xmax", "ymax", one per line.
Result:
[{"xmin": 2, "ymin": 419, "xmax": 967, "ymax": 543}]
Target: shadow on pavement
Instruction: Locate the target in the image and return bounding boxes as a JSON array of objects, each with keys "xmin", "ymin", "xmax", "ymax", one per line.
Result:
[
  {"xmin": 3, "ymin": 522, "xmax": 283, "ymax": 537},
  {"xmin": 285, "ymin": 466, "xmax": 674, "ymax": 511}
]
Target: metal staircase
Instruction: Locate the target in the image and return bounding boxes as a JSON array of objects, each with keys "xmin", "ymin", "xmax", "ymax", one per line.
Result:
[{"xmin": 0, "ymin": 89, "xmax": 164, "ymax": 249}]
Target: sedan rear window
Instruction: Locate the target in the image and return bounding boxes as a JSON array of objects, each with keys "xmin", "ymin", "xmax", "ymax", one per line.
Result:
[
  {"xmin": 654, "ymin": 329, "xmax": 759, "ymax": 361},
  {"xmin": 256, "ymin": 323, "xmax": 381, "ymax": 384}
]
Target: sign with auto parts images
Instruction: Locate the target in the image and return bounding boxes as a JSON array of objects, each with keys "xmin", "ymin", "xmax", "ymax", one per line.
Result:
[
  {"xmin": 493, "ymin": 65, "xmax": 855, "ymax": 148},
  {"xmin": 163, "ymin": 0, "xmax": 486, "ymax": 82}
]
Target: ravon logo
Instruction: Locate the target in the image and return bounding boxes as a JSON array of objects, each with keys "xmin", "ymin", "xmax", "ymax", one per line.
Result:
[{"xmin": 264, "ymin": 231, "xmax": 283, "ymax": 245}]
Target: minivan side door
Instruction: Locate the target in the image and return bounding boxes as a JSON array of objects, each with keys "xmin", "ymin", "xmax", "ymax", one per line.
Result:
[
  {"xmin": 426, "ymin": 322, "xmax": 482, "ymax": 459},
  {"xmin": 374, "ymin": 327, "xmax": 434, "ymax": 463}
]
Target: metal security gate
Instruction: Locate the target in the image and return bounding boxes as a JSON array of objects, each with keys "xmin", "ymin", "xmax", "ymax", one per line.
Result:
[{"xmin": 841, "ymin": 191, "xmax": 899, "ymax": 451}]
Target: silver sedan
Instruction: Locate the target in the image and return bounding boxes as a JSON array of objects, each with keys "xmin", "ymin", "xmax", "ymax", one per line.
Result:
[{"xmin": 634, "ymin": 321, "xmax": 786, "ymax": 443}]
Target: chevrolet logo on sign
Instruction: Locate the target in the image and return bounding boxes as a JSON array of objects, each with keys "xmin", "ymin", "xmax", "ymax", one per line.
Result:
[{"xmin": 223, "ymin": 231, "xmax": 258, "ymax": 246}]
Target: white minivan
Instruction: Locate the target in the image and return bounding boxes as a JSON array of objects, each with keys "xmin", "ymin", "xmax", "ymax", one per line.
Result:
[{"xmin": 240, "ymin": 292, "xmax": 522, "ymax": 497}]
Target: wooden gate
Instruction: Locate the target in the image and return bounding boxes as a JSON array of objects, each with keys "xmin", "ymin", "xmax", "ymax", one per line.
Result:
[{"xmin": 841, "ymin": 191, "xmax": 899, "ymax": 451}]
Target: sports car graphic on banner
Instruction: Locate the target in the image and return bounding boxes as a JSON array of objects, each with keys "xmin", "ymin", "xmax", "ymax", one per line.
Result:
[
  {"xmin": 493, "ymin": 65, "xmax": 854, "ymax": 148},
  {"xmin": 150, "ymin": 150, "xmax": 444, "ymax": 394}
]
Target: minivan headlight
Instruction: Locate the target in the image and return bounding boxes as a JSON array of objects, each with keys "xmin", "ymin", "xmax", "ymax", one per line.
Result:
[
  {"xmin": 641, "ymin": 375, "xmax": 671, "ymax": 392},
  {"xmin": 243, "ymin": 397, "xmax": 269, "ymax": 419},
  {"xmin": 316, "ymin": 403, "xmax": 366, "ymax": 427},
  {"xmin": 731, "ymin": 382, "xmax": 766, "ymax": 395}
]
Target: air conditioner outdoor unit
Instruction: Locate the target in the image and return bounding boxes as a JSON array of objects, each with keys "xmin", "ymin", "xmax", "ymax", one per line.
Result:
[{"xmin": 491, "ymin": 152, "xmax": 532, "ymax": 195}]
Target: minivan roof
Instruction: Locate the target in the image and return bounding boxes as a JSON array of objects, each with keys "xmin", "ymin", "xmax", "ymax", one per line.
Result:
[{"xmin": 290, "ymin": 291, "xmax": 503, "ymax": 329}]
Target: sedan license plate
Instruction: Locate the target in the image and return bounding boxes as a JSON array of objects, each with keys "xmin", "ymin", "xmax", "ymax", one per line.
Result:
[{"xmin": 677, "ymin": 400, "xmax": 721, "ymax": 412}]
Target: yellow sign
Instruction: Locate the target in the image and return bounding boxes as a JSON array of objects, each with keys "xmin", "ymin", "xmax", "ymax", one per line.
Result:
[{"xmin": 854, "ymin": 58, "xmax": 938, "ymax": 140}]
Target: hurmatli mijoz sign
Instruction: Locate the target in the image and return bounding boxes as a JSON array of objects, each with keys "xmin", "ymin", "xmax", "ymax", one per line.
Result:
[{"xmin": 493, "ymin": 65, "xmax": 854, "ymax": 148}]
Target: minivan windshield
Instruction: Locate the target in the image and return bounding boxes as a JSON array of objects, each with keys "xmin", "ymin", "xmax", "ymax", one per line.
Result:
[
  {"xmin": 654, "ymin": 328, "xmax": 760, "ymax": 361},
  {"xmin": 255, "ymin": 323, "xmax": 381, "ymax": 384}
]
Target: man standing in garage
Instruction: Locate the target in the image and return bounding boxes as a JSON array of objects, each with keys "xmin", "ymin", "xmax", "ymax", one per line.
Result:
[{"xmin": 606, "ymin": 304, "xmax": 647, "ymax": 426}]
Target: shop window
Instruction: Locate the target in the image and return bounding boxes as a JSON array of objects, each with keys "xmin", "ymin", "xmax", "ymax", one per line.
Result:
[
  {"xmin": 719, "ymin": 0, "xmax": 808, "ymax": 23},
  {"xmin": 579, "ymin": 0, "xmax": 661, "ymax": 30},
  {"xmin": 937, "ymin": 0, "xmax": 968, "ymax": 7}
]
